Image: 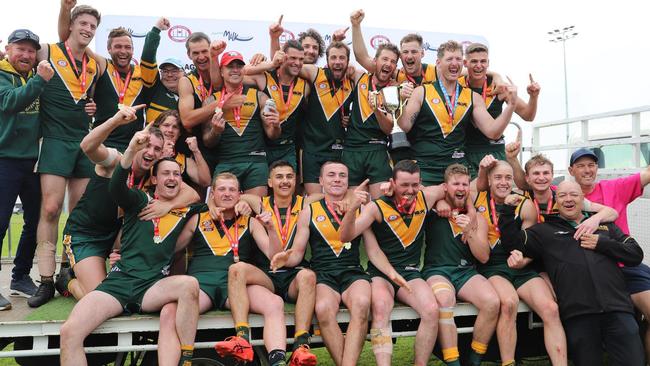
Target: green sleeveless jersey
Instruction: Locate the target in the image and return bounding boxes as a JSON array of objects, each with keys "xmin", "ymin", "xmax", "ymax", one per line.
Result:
[
  {"xmin": 407, "ymin": 82, "xmax": 473, "ymax": 164},
  {"xmin": 188, "ymin": 208, "xmax": 253, "ymax": 274},
  {"xmin": 459, "ymin": 75, "xmax": 506, "ymax": 151},
  {"xmin": 424, "ymin": 211, "xmax": 476, "ymax": 268},
  {"xmin": 210, "ymin": 85, "xmax": 266, "ymax": 162},
  {"xmin": 308, "ymin": 199, "xmax": 361, "ymax": 271},
  {"xmin": 185, "ymin": 69, "xmax": 217, "ymax": 166},
  {"xmin": 109, "ymin": 164, "xmax": 199, "ymax": 280},
  {"xmin": 303, "ymin": 68, "xmax": 353, "ymax": 155},
  {"xmin": 474, "ymin": 191, "xmax": 524, "ymax": 266},
  {"xmin": 263, "ymin": 71, "xmax": 306, "ymax": 150},
  {"xmin": 40, "ymin": 42, "xmax": 98, "ymax": 141},
  {"xmin": 368, "ymin": 192, "xmax": 428, "ymax": 272},
  {"xmin": 64, "ymin": 174, "xmax": 121, "ymax": 236},
  {"xmin": 396, "ymin": 63, "xmax": 437, "ymax": 86},
  {"xmin": 345, "ymin": 73, "xmax": 389, "ymax": 151}
]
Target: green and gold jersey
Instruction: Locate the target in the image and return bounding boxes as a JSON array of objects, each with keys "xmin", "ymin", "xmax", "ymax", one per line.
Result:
[
  {"xmin": 303, "ymin": 68, "xmax": 353, "ymax": 155},
  {"xmin": 396, "ymin": 63, "xmax": 437, "ymax": 86},
  {"xmin": 524, "ymin": 189, "xmax": 559, "ymax": 223},
  {"xmin": 145, "ymin": 84, "xmax": 178, "ymax": 123},
  {"xmin": 185, "ymin": 69, "xmax": 217, "ymax": 166},
  {"xmin": 369, "ymin": 192, "xmax": 428, "ymax": 271},
  {"xmin": 458, "ymin": 75, "xmax": 505, "ymax": 151},
  {"xmin": 407, "ymin": 82, "xmax": 473, "ymax": 164},
  {"xmin": 211, "ymin": 85, "xmax": 266, "ymax": 162},
  {"xmin": 64, "ymin": 174, "xmax": 121, "ymax": 236},
  {"xmin": 345, "ymin": 73, "xmax": 389, "ymax": 151},
  {"xmin": 424, "ymin": 211, "xmax": 476, "ymax": 268},
  {"xmin": 308, "ymin": 199, "xmax": 361, "ymax": 271},
  {"xmin": 263, "ymin": 71, "xmax": 306, "ymax": 150},
  {"xmin": 188, "ymin": 208, "xmax": 253, "ymax": 273},
  {"xmin": 474, "ymin": 191, "xmax": 524, "ymax": 266},
  {"xmin": 40, "ymin": 42, "xmax": 98, "ymax": 141},
  {"xmin": 110, "ymin": 164, "xmax": 199, "ymax": 281},
  {"xmin": 255, "ymin": 195, "xmax": 306, "ymax": 269}
]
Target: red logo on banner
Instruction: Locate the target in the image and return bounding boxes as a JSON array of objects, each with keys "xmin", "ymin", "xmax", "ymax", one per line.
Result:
[
  {"xmin": 370, "ymin": 35, "xmax": 391, "ymax": 49},
  {"xmin": 168, "ymin": 25, "xmax": 192, "ymax": 43}
]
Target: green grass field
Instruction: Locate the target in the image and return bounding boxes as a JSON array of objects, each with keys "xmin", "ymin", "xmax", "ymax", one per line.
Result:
[{"xmin": 1, "ymin": 214, "xmax": 67, "ymax": 258}]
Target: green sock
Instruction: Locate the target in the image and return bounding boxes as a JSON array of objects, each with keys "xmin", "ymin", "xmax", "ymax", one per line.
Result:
[
  {"xmin": 467, "ymin": 350, "xmax": 484, "ymax": 366},
  {"xmin": 446, "ymin": 360, "xmax": 461, "ymax": 366},
  {"xmin": 179, "ymin": 345, "xmax": 193, "ymax": 366},
  {"xmin": 236, "ymin": 325, "xmax": 250, "ymax": 342}
]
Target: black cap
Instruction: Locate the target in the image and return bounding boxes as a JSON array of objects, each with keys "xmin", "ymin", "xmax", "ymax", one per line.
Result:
[
  {"xmin": 8, "ymin": 29, "xmax": 41, "ymax": 50},
  {"xmin": 570, "ymin": 148, "xmax": 598, "ymax": 166}
]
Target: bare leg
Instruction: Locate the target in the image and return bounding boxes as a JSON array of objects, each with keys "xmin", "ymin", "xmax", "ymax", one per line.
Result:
[
  {"xmin": 227, "ymin": 262, "xmax": 274, "ymax": 328},
  {"xmin": 340, "ymin": 280, "xmax": 371, "ymax": 366},
  {"xmin": 287, "ymin": 269, "xmax": 316, "ymax": 337},
  {"xmin": 36, "ymin": 174, "xmax": 67, "ymax": 278},
  {"xmin": 248, "ymin": 285, "xmax": 287, "ymax": 352},
  {"xmin": 486, "ymin": 276, "xmax": 518, "ymax": 363},
  {"xmin": 314, "ymin": 284, "xmax": 344, "ymax": 365},
  {"xmin": 396, "ymin": 278, "xmax": 439, "ymax": 366},
  {"xmin": 369, "ymin": 277, "xmax": 395, "ymax": 366},
  {"xmin": 67, "ymin": 177, "xmax": 90, "ymax": 213},
  {"xmin": 428, "ymin": 276, "xmax": 458, "ymax": 360},
  {"xmin": 68, "ymin": 256, "xmax": 106, "ymax": 300},
  {"xmin": 60, "ymin": 291, "xmax": 123, "ymax": 365},
  {"xmin": 457, "ymin": 275, "xmax": 499, "ymax": 345},
  {"xmin": 517, "ymin": 277, "xmax": 567, "ymax": 366}
]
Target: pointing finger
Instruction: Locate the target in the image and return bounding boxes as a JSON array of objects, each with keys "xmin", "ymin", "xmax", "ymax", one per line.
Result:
[
  {"xmin": 278, "ymin": 15, "xmax": 283, "ymax": 25},
  {"xmin": 357, "ymin": 178, "xmax": 370, "ymax": 190},
  {"xmin": 506, "ymin": 75, "xmax": 514, "ymax": 85},
  {"xmin": 343, "ymin": 27, "xmax": 350, "ymax": 34}
]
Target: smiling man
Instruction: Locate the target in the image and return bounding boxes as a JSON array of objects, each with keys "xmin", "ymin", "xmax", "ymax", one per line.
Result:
[{"xmin": 498, "ymin": 180, "xmax": 645, "ymax": 366}]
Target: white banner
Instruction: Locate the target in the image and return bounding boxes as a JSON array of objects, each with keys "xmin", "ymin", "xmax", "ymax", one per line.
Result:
[{"xmin": 96, "ymin": 15, "xmax": 488, "ymax": 70}]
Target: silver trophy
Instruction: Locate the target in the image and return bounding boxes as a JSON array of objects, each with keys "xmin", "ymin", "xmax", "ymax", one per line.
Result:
[{"xmin": 370, "ymin": 85, "xmax": 410, "ymax": 150}]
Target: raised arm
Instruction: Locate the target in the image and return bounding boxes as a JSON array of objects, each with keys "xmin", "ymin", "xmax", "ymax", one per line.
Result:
[
  {"xmin": 0, "ymin": 61, "xmax": 51, "ymax": 113},
  {"xmin": 57, "ymin": 0, "xmax": 75, "ymax": 42},
  {"xmin": 513, "ymin": 73, "xmax": 540, "ymax": 121},
  {"xmin": 349, "ymin": 9, "xmax": 375, "ymax": 73},
  {"xmin": 183, "ymin": 137, "xmax": 211, "ymax": 187},
  {"xmin": 268, "ymin": 15, "xmax": 283, "ymax": 60},
  {"xmin": 109, "ymin": 131, "xmax": 151, "ymax": 208},
  {"xmin": 298, "ymin": 64, "xmax": 319, "ymax": 83},
  {"xmin": 177, "ymin": 76, "xmax": 219, "ymax": 130},
  {"xmin": 505, "ymin": 130, "xmax": 528, "ymax": 190},
  {"xmin": 396, "ymin": 85, "xmax": 424, "ymax": 133},
  {"xmin": 140, "ymin": 18, "xmax": 169, "ymax": 89},
  {"xmin": 81, "ymin": 105, "xmax": 145, "ymax": 165},
  {"xmin": 471, "ymin": 83, "xmax": 517, "ymax": 140}
]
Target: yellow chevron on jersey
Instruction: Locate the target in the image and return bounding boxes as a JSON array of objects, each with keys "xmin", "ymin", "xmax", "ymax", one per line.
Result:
[
  {"xmin": 396, "ymin": 64, "xmax": 437, "ymax": 85},
  {"xmin": 458, "ymin": 75, "xmax": 495, "ymax": 108},
  {"xmin": 197, "ymin": 212, "xmax": 249, "ymax": 256},
  {"xmin": 265, "ymin": 72, "xmax": 305, "ymax": 122},
  {"xmin": 49, "ymin": 44, "xmax": 98, "ymax": 102},
  {"xmin": 423, "ymin": 83, "xmax": 472, "ymax": 138},
  {"xmin": 357, "ymin": 73, "xmax": 376, "ymax": 123},
  {"xmin": 314, "ymin": 68, "xmax": 352, "ymax": 120},
  {"xmin": 375, "ymin": 191, "xmax": 427, "ymax": 248},
  {"xmin": 155, "ymin": 206, "xmax": 191, "ymax": 243},
  {"xmin": 212, "ymin": 87, "xmax": 258, "ymax": 137},
  {"xmin": 474, "ymin": 191, "xmax": 524, "ymax": 248},
  {"xmin": 449, "ymin": 218, "xmax": 465, "ymax": 238},
  {"xmin": 187, "ymin": 72, "xmax": 211, "ymax": 102},
  {"xmin": 262, "ymin": 195, "xmax": 304, "ymax": 250},
  {"xmin": 106, "ymin": 63, "xmax": 144, "ymax": 107},
  {"xmin": 310, "ymin": 201, "xmax": 352, "ymax": 257},
  {"xmin": 175, "ymin": 152, "xmax": 186, "ymax": 174}
]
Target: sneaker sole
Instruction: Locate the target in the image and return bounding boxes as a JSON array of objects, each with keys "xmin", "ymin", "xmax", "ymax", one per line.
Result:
[
  {"xmin": 10, "ymin": 290, "xmax": 34, "ymax": 298},
  {"xmin": 0, "ymin": 304, "xmax": 11, "ymax": 311}
]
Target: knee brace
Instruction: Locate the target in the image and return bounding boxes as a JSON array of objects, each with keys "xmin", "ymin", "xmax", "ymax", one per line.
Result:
[
  {"xmin": 439, "ymin": 306, "xmax": 456, "ymax": 326},
  {"xmin": 431, "ymin": 282, "xmax": 454, "ymax": 294},
  {"xmin": 36, "ymin": 240, "xmax": 57, "ymax": 277}
]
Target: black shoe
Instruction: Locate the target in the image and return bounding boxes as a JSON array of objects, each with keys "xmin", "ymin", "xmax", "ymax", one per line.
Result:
[
  {"xmin": 10, "ymin": 276, "xmax": 38, "ymax": 298},
  {"xmin": 27, "ymin": 282, "xmax": 55, "ymax": 308},
  {"xmin": 55, "ymin": 268, "xmax": 74, "ymax": 297}
]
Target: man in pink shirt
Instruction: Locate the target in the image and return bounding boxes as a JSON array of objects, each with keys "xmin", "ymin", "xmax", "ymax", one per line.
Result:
[{"xmin": 569, "ymin": 147, "xmax": 650, "ymax": 361}]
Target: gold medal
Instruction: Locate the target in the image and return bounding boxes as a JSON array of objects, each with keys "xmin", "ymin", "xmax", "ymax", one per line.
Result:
[
  {"xmin": 118, "ymin": 103, "xmax": 125, "ymax": 110},
  {"xmin": 153, "ymin": 235, "xmax": 162, "ymax": 244},
  {"xmin": 344, "ymin": 242, "xmax": 352, "ymax": 250},
  {"xmin": 233, "ymin": 255, "xmax": 240, "ymax": 263}
]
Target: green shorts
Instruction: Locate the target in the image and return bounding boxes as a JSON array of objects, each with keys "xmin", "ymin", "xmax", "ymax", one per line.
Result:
[
  {"xmin": 37, "ymin": 137, "xmax": 94, "ymax": 178},
  {"xmin": 299, "ymin": 149, "xmax": 342, "ymax": 184},
  {"xmin": 95, "ymin": 269, "xmax": 162, "ymax": 314},
  {"xmin": 190, "ymin": 270, "xmax": 229, "ymax": 310},
  {"xmin": 316, "ymin": 266, "xmax": 370, "ymax": 294},
  {"xmin": 478, "ymin": 263, "xmax": 540, "ymax": 289},
  {"xmin": 466, "ymin": 147, "xmax": 506, "ymax": 179},
  {"xmin": 341, "ymin": 149, "xmax": 392, "ymax": 186},
  {"xmin": 415, "ymin": 157, "xmax": 468, "ymax": 186},
  {"xmin": 266, "ymin": 145, "xmax": 298, "ymax": 171},
  {"xmin": 267, "ymin": 267, "xmax": 302, "ymax": 301},
  {"xmin": 62, "ymin": 231, "xmax": 117, "ymax": 268},
  {"xmin": 422, "ymin": 265, "xmax": 480, "ymax": 294},
  {"xmin": 214, "ymin": 161, "xmax": 269, "ymax": 191},
  {"xmin": 367, "ymin": 263, "xmax": 422, "ymax": 295}
]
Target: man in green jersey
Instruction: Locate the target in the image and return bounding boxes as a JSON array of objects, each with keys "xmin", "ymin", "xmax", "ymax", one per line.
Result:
[
  {"xmin": 397, "ymin": 40, "xmax": 518, "ymax": 186},
  {"xmin": 60, "ymin": 130, "xmax": 201, "ymax": 366},
  {"xmin": 339, "ymin": 160, "xmax": 446, "ymax": 366},
  {"xmin": 0, "ymin": 29, "xmax": 53, "ymax": 308},
  {"xmin": 146, "ymin": 58, "xmax": 184, "ymax": 123},
  {"xmin": 422, "ymin": 164, "xmax": 499, "ymax": 366},
  {"xmin": 30, "ymin": 1, "xmax": 101, "ymax": 307}
]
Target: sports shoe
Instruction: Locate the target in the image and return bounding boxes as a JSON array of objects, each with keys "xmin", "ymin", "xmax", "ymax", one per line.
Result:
[
  {"xmin": 0, "ymin": 293, "xmax": 11, "ymax": 311},
  {"xmin": 214, "ymin": 336, "xmax": 254, "ymax": 362},
  {"xmin": 288, "ymin": 344, "xmax": 317, "ymax": 366},
  {"xmin": 10, "ymin": 276, "xmax": 38, "ymax": 297},
  {"xmin": 55, "ymin": 267, "xmax": 74, "ymax": 297},
  {"xmin": 27, "ymin": 281, "xmax": 55, "ymax": 308}
]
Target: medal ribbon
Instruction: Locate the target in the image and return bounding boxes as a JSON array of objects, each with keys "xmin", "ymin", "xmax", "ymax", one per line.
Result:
[
  {"xmin": 533, "ymin": 197, "xmax": 553, "ymax": 224},
  {"xmin": 273, "ymin": 199, "xmax": 293, "ymax": 245},
  {"xmin": 197, "ymin": 74, "xmax": 213, "ymax": 102},
  {"xmin": 218, "ymin": 85, "xmax": 243, "ymax": 128},
  {"xmin": 64, "ymin": 41, "xmax": 88, "ymax": 96},
  {"xmin": 489, "ymin": 196, "xmax": 500, "ymax": 233},
  {"xmin": 219, "ymin": 217, "xmax": 240, "ymax": 261},
  {"xmin": 113, "ymin": 66, "xmax": 132, "ymax": 105},
  {"xmin": 438, "ymin": 79, "xmax": 460, "ymax": 125},
  {"xmin": 152, "ymin": 193, "xmax": 161, "ymax": 242},
  {"xmin": 325, "ymin": 200, "xmax": 342, "ymax": 226}
]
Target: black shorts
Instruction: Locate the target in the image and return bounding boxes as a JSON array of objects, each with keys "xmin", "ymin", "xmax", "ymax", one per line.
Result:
[{"xmin": 621, "ymin": 263, "xmax": 650, "ymax": 295}]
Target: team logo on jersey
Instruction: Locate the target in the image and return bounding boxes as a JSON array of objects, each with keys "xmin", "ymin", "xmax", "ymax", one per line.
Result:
[
  {"xmin": 271, "ymin": 85, "xmax": 278, "ymax": 91},
  {"xmin": 370, "ymin": 35, "xmax": 391, "ymax": 49},
  {"xmin": 62, "ymin": 235, "xmax": 72, "ymax": 245},
  {"xmin": 168, "ymin": 25, "xmax": 192, "ymax": 43},
  {"xmin": 387, "ymin": 214, "xmax": 398, "ymax": 221},
  {"xmin": 201, "ymin": 220, "xmax": 214, "ymax": 232},
  {"xmin": 319, "ymin": 83, "xmax": 327, "ymax": 89},
  {"xmin": 361, "ymin": 84, "xmax": 367, "ymax": 90},
  {"xmin": 477, "ymin": 206, "xmax": 486, "ymax": 213},
  {"xmin": 57, "ymin": 60, "xmax": 68, "ymax": 67},
  {"xmin": 432, "ymin": 98, "xmax": 440, "ymax": 104},
  {"xmin": 316, "ymin": 215, "xmax": 326, "ymax": 222}
]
